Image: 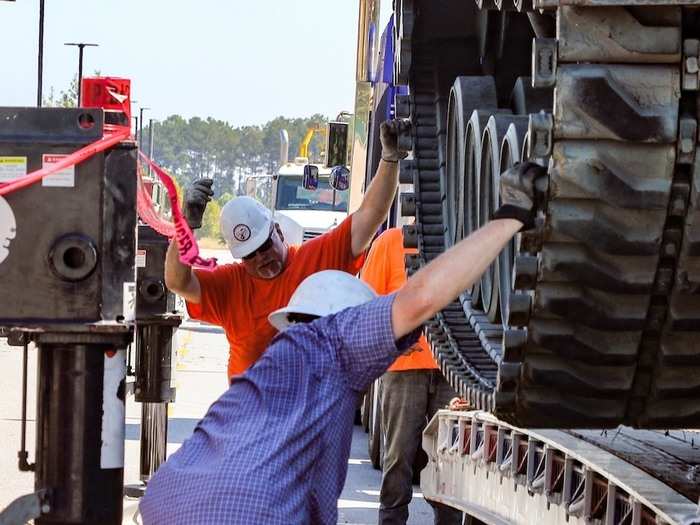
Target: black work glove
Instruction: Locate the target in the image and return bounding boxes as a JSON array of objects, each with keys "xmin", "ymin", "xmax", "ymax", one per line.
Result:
[
  {"xmin": 380, "ymin": 120, "xmax": 410, "ymax": 162},
  {"xmin": 183, "ymin": 178, "xmax": 214, "ymax": 229},
  {"xmin": 492, "ymin": 162, "xmax": 547, "ymax": 230}
]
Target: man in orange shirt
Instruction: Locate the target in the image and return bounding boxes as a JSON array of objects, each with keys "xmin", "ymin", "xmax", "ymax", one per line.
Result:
[
  {"xmin": 361, "ymin": 227, "xmax": 462, "ymax": 525},
  {"xmin": 165, "ymin": 120, "xmax": 409, "ymax": 380}
]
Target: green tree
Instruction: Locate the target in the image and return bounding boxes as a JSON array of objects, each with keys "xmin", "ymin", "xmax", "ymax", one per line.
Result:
[
  {"xmin": 43, "ymin": 76, "xmax": 78, "ymax": 107},
  {"xmin": 43, "ymin": 71, "xmax": 101, "ymax": 108},
  {"xmin": 200, "ymin": 198, "xmax": 222, "ymax": 240},
  {"xmin": 145, "ymin": 114, "xmax": 332, "ymax": 200}
]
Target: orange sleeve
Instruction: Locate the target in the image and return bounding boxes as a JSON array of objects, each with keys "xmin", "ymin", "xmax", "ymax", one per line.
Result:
[
  {"xmin": 297, "ymin": 214, "xmax": 366, "ymax": 275},
  {"xmin": 186, "ymin": 265, "xmax": 237, "ymax": 326},
  {"xmin": 362, "ymin": 228, "xmax": 438, "ymax": 371},
  {"xmin": 360, "ymin": 229, "xmax": 392, "ymax": 294},
  {"xmin": 386, "ymin": 229, "xmax": 410, "ymax": 292}
]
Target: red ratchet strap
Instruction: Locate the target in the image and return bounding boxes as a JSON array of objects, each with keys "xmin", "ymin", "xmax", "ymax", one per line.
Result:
[
  {"xmin": 0, "ymin": 128, "xmax": 216, "ymax": 270},
  {"xmin": 138, "ymin": 152, "xmax": 217, "ymax": 270},
  {"xmin": 136, "ymin": 163, "xmax": 176, "ymax": 238}
]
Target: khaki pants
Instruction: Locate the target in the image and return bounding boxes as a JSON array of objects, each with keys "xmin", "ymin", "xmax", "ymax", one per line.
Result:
[{"xmin": 378, "ymin": 370, "xmax": 462, "ymax": 525}]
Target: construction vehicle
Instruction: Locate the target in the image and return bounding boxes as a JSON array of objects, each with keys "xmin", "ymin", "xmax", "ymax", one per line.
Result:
[
  {"xmin": 273, "ymin": 123, "xmax": 350, "ymax": 243},
  {"xmin": 350, "ymin": 0, "xmax": 700, "ymax": 522},
  {"xmin": 244, "ymin": 121, "xmax": 352, "ymax": 244}
]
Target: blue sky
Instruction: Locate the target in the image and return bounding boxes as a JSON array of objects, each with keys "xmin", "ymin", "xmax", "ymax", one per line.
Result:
[{"xmin": 0, "ymin": 1, "xmax": 370, "ymax": 125}]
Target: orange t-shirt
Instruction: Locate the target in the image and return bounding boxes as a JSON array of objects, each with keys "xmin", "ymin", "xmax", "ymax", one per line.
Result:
[
  {"xmin": 187, "ymin": 215, "xmax": 365, "ymax": 379},
  {"xmin": 360, "ymin": 227, "xmax": 438, "ymax": 372}
]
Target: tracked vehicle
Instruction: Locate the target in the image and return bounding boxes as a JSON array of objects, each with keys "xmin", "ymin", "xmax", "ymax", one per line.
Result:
[{"xmin": 378, "ymin": 0, "xmax": 700, "ymax": 429}]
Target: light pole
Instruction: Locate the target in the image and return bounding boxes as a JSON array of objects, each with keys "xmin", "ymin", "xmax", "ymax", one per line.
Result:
[
  {"xmin": 37, "ymin": 0, "xmax": 45, "ymax": 106},
  {"xmin": 139, "ymin": 107, "xmax": 150, "ymax": 150},
  {"xmin": 64, "ymin": 42, "xmax": 99, "ymax": 105},
  {"xmin": 148, "ymin": 118, "xmax": 155, "ymax": 174}
]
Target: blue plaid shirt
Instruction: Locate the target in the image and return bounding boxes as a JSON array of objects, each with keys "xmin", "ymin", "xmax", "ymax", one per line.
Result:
[{"xmin": 140, "ymin": 294, "xmax": 418, "ymax": 524}]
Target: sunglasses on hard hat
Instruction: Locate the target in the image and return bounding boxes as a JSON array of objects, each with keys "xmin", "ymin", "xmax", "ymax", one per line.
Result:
[{"xmin": 242, "ymin": 226, "xmax": 275, "ymax": 261}]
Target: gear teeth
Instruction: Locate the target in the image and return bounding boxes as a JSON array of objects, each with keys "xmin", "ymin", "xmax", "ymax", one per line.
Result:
[
  {"xmin": 507, "ymin": 293, "xmax": 532, "ymax": 327},
  {"xmin": 513, "ymin": 255, "xmax": 539, "ymax": 290},
  {"xmin": 400, "ymin": 193, "xmax": 416, "ymax": 217},
  {"xmin": 402, "ymin": 225, "xmax": 418, "ymax": 249}
]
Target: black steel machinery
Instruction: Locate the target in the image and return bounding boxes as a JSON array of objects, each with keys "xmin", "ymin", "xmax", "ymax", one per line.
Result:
[
  {"xmin": 125, "ymin": 223, "xmax": 181, "ymax": 497},
  {"xmin": 0, "ymin": 107, "xmax": 137, "ymax": 524},
  {"xmin": 389, "ymin": 0, "xmax": 700, "ymax": 429}
]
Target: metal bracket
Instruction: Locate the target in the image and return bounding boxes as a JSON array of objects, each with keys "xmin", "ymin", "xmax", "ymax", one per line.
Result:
[
  {"xmin": 677, "ymin": 117, "xmax": 698, "ymax": 164},
  {"xmin": 528, "ymin": 111, "xmax": 554, "ymax": 159},
  {"xmin": 0, "ymin": 490, "xmax": 49, "ymax": 525},
  {"xmin": 395, "ymin": 94, "xmax": 411, "ymax": 119},
  {"xmin": 683, "ymin": 39, "xmax": 700, "ymax": 91},
  {"xmin": 532, "ymin": 38, "xmax": 558, "ymax": 88}
]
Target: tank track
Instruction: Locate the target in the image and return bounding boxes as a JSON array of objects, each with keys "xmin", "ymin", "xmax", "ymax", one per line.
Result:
[{"xmin": 396, "ymin": 0, "xmax": 700, "ymax": 428}]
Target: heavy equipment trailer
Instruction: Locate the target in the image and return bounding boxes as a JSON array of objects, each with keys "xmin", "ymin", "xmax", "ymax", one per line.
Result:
[
  {"xmin": 390, "ymin": 0, "xmax": 700, "ymax": 429},
  {"xmin": 422, "ymin": 410, "xmax": 700, "ymax": 525}
]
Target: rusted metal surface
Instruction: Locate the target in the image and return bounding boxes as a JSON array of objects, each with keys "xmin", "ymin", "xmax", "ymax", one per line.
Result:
[
  {"xmin": 422, "ymin": 411, "xmax": 700, "ymax": 525},
  {"xmin": 568, "ymin": 428, "xmax": 700, "ymax": 502}
]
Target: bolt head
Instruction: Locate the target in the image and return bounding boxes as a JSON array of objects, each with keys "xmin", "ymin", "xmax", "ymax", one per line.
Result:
[
  {"xmin": 670, "ymin": 197, "xmax": 686, "ymax": 216},
  {"xmin": 663, "ymin": 242, "xmax": 677, "ymax": 258}
]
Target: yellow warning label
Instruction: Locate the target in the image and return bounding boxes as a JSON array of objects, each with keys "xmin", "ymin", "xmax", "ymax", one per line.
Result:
[{"xmin": 0, "ymin": 156, "xmax": 27, "ymax": 182}]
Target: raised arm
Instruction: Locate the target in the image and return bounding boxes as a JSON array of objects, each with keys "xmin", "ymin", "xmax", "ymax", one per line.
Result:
[
  {"xmin": 350, "ymin": 120, "xmax": 409, "ymax": 256},
  {"xmin": 164, "ymin": 178, "xmax": 213, "ymax": 304},
  {"xmin": 165, "ymin": 238, "xmax": 202, "ymax": 303},
  {"xmin": 391, "ymin": 162, "xmax": 546, "ymax": 338}
]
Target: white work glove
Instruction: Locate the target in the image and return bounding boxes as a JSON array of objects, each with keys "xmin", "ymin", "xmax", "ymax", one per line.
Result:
[{"xmin": 380, "ymin": 120, "xmax": 410, "ymax": 162}]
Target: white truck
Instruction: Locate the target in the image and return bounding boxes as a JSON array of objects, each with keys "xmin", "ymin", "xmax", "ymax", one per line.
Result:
[{"xmin": 270, "ymin": 127, "xmax": 349, "ymax": 245}]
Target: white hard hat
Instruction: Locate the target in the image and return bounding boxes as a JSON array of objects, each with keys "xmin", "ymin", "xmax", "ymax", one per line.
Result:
[
  {"xmin": 220, "ymin": 196, "xmax": 273, "ymax": 258},
  {"xmin": 268, "ymin": 270, "xmax": 377, "ymax": 331},
  {"xmin": 273, "ymin": 212, "xmax": 303, "ymax": 246}
]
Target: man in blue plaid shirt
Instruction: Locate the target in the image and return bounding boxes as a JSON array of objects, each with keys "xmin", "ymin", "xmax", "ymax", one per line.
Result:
[{"xmin": 140, "ymin": 162, "xmax": 545, "ymax": 524}]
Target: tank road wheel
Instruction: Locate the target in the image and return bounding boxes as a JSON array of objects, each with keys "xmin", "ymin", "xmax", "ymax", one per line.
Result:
[
  {"xmin": 444, "ymin": 77, "xmax": 497, "ymax": 250},
  {"xmin": 497, "ymin": 121, "xmax": 530, "ymax": 324},
  {"xmin": 463, "ymin": 109, "xmax": 494, "ymax": 308},
  {"xmin": 479, "ymin": 113, "xmax": 531, "ymax": 323}
]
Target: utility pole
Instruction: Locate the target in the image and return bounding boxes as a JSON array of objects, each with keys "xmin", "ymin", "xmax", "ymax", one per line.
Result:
[
  {"xmin": 37, "ymin": 0, "xmax": 45, "ymax": 106},
  {"xmin": 139, "ymin": 107, "xmax": 150, "ymax": 150},
  {"xmin": 64, "ymin": 42, "xmax": 99, "ymax": 105},
  {"xmin": 130, "ymin": 100, "xmax": 138, "ymax": 140},
  {"xmin": 148, "ymin": 118, "xmax": 155, "ymax": 175}
]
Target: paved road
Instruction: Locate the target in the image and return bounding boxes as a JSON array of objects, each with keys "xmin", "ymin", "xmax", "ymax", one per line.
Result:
[{"xmin": 0, "ymin": 321, "xmax": 435, "ymax": 524}]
